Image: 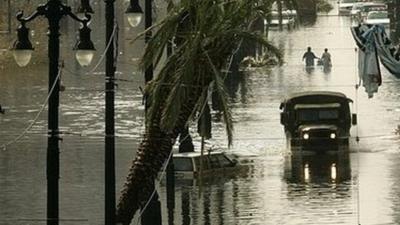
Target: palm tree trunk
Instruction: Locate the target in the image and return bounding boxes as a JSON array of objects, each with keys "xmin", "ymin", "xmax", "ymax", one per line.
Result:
[{"xmin": 116, "ymin": 89, "xmax": 202, "ymax": 225}]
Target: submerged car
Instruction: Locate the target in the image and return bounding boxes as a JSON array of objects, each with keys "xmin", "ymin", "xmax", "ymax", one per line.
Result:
[
  {"xmin": 364, "ymin": 11, "xmax": 389, "ymax": 26},
  {"xmin": 359, "ymin": 3, "xmax": 387, "ymax": 21},
  {"xmin": 169, "ymin": 151, "xmax": 242, "ymax": 180},
  {"xmin": 279, "ymin": 91, "xmax": 357, "ymax": 152},
  {"xmin": 350, "ymin": 2, "xmax": 367, "ymax": 23},
  {"xmin": 265, "ymin": 11, "xmax": 296, "ymax": 29},
  {"xmin": 338, "ymin": 0, "xmax": 360, "ymax": 15}
]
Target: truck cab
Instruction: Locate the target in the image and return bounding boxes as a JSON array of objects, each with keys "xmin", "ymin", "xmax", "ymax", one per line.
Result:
[{"xmin": 280, "ymin": 91, "xmax": 357, "ymax": 152}]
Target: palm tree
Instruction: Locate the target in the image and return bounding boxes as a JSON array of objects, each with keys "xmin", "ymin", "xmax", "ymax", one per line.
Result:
[{"xmin": 116, "ymin": 0, "xmax": 282, "ymax": 224}]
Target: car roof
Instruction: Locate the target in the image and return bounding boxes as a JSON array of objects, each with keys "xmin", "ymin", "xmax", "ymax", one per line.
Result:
[
  {"xmin": 173, "ymin": 151, "xmax": 226, "ymax": 158},
  {"xmin": 362, "ymin": 2, "xmax": 385, "ymax": 6},
  {"xmin": 367, "ymin": 10, "xmax": 387, "ymax": 14},
  {"xmin": 362, "ymin": 3, "xmax": 387, "ymax": 10},
  {"xmin": 352, "ymin": 2, "xmax": 364, "ymax": 8}
]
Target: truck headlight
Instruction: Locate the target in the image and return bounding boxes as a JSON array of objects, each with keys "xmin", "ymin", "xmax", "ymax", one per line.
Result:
[
  {"xmin": 303, "ymin": 133, "xmax": 309, "ymax": 140},
  {"xmin": 330, "ymin": 133, "xmax": 336, "ymax": 139}
]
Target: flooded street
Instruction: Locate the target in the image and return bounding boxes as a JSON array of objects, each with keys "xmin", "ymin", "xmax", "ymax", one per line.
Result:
[{"xmin": 1, "ymin": 2, "xmax": 400, "ymax": 225}]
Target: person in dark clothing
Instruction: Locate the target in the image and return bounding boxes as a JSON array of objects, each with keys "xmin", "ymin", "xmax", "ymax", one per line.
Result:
[
  {"xmin": 0, "ymin": 105, "xmax": 4, "ymax": 114},
  {"xmin": 302, "ymin": 47, "xmax": 319, "ymax": 67}
]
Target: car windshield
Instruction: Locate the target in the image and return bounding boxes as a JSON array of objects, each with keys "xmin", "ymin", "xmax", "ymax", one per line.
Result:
[
  {"xmin": 216, "ymin": 154, "xmax": 234, "ymax": 167},
  {"xmin": 173, "ymin": 157, "xmax": 193, "ymax": 171},
  {"xmin": 368, "ymin": 11, "xmax": 388, "ymax": 19},
  {"xmin": 297, "ymin": 109, "xmax": 339, "ymax": 122}
]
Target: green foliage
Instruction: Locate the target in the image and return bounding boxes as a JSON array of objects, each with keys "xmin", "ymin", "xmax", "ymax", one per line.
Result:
[{"xmin": 140, "ymin": 0, "xmax": 282, "ymax": 146}]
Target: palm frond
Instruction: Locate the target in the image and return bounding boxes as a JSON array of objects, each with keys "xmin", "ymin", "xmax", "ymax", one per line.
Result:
[
  {"xmin": 143, "ymin": 0, "xmax": 283, "ymax": 145},
  {"xmin": 189, "ymin": 86, "xmax": 209, "ymax": 124},
  {"xmin": 139, "ymin": 6, "xmax": 188, "ymax": 70},
  {"xmin": 203, "ymin": 48, "xmax": 234, "ymax": 146}
]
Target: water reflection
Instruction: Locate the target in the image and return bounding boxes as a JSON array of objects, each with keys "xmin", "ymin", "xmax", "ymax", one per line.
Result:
[
  {"xmin": 323, "ymin": 65, "xmax": 332, "ymax": 74},
  {"xmin": 305, "ymin": 66, "xmax": 315, "ymax": 74},
  {"xmin": 225, "ymin": 70, "xmax": 249, "ymax": 104},
  {"xmin": 283, "ymin": 152, "xmax": 354, "ymax": 224},
  {"xmin": 161, "ymin": 159, "xmax": 254, "ymax": 225},
  {"xmin": 284, "ymin": 152, "xmax": 351, "ymax": 184},
  {"xmin": 181, "ymin": 187, "xmax": 191, "ymax": 225},
  {"xmin": 177, "ymin": 182, "xmax": 232, "ymax": 225}
]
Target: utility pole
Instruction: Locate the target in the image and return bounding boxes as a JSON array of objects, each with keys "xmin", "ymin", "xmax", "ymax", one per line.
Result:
[
  {"xmin": 144, "ymin": 0, "xmax": 153, "ymax": 83},
  {"xmin": 104, "ymin": 1, "xmax": 116, "ymax": 225}
]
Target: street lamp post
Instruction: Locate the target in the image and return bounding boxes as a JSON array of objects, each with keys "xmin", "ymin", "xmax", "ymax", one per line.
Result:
[
  {"xmin": 104, "ymin": 1, "xmax": 116, "ymax": 225},
  {"xmin": 144, "ymin": 0, "xmax": 153, "ymax": 83},
  {"xmin": 77, "ymin": 0, "xmax": 94, "ymax": 15},
  {"xmin": 103, "ymin": 1, "xmax": 143, "ymax": 225},
  {"xmin": 12, "ymin": 1, "xmax": 95, "ymax": 225}
]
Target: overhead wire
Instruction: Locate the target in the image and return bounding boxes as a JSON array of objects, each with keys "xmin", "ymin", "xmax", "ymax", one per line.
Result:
[
  {"xmin": 0, "ymin": 21, "xmax": 117, "ymax": 151},
  {"xmin": 0, "ymin": 17, "xmax": 141, "ymax": 151},
  {"xmin": 1, "ymin": 63, "xmax": 64, "ymax": 151}
]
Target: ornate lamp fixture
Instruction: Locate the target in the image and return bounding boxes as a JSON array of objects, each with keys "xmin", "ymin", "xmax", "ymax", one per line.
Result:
[{"xmin": 126, "ymin": 0, "xmax": 143, "ymax": 27}]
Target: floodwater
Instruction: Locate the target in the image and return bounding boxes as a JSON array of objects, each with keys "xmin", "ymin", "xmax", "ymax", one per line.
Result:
[{"xmin": 1, "ymin": 1, "xmax": 400, "ymax": 225}]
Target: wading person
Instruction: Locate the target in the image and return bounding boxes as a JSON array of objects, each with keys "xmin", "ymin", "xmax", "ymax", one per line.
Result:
[
  {"xmin": 302, "ymin": 47, "xmax": 318, "ymax": 67},
  {"xmin": 321, "ymin": 48, "xmax": 332, "ymax": 68}
]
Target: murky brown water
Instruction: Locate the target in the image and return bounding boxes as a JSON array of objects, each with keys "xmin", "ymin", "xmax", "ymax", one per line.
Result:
[{"xmin": 1, "ymin": 1, "xmax": 400, "ymax": 225}]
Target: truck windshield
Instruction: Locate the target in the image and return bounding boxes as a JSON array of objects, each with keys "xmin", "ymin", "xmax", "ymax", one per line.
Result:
[{"xmin": 297, "ymin": 109, "xmax": 339, "ymax": 122}]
